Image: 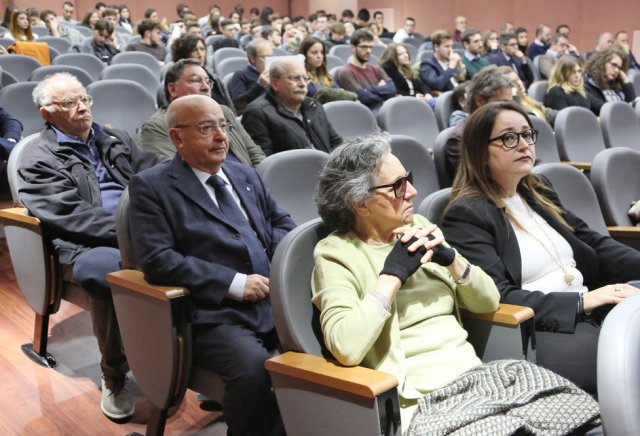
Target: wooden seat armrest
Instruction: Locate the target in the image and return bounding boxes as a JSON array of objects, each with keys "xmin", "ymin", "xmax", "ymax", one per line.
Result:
[
  {"xmin": 0, "ymin": 207, "xmax": 41, "ymax": 229},
  {"xmin": 265, "ymin": 351, "xmax": 398, "ymax": 399},
  {"xmin": 608, "ymin": 226, "xmax": 640, "ymax": 238},
  {"xmin": 106, "ymin": 269, "xmax": 188, "ymax": 301},
  {"xmin": 461, "ymin": 303, "xmax": 534, "ymax": 326},
  {"xmin": 562, "ymin": 161, "xmax": 591, "ymax": 172}
]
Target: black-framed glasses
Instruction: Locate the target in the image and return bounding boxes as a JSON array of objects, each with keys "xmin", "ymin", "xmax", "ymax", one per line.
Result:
[
  {"xmin": 173, "ymin": 122, "xmax": 232, "ymax": 136},
  {"xmin": 49, "ymin": 95, "xmax": 93, "ymax": 110},
  {"xmin": 368, "ymin": 172, "xmax": 413, "ymax": 198},
  {"xmin": 489, "ymin": 129, "xmax": 538, "ymax": 149}
]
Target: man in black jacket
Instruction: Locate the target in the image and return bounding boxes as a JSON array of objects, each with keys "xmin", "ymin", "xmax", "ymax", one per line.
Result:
[
  {"xmin": 17, "ymin": 72, "xmax": 158, "ymax": 422},
  {"xmin": 241, "ymin": 58, "xmax": 342, "ymax": 156}
]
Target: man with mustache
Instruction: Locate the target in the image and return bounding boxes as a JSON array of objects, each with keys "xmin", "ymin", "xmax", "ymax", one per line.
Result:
[{"xmin": 241, "ymin": 58, "xmax": 342, "ymax": 156}]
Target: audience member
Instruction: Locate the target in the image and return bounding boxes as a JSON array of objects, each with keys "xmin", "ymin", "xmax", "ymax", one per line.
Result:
[
  {"xmin": 73, "ymin": 19, "xmax": 119, "ymax": 64},
  {"xmin": 372, "ymin": 11, "xmax": 391, "ymax": 38},
  {"xmin": 18, "ymin": 72, "xmax": 158, "ymax": 421},
  {"xmin": 7, "ymin": 9, "xmax": 38, "ymax": 41},
  {"xmin": 367, "ymin": 23, "xmax": 387, "ymax": 47},
  {"xmin": 101, "ymin": 8, "xmax": 128, "ymax": 50},
  {"xmin": 587, "ymin": 32, "xmax": 614, "ymax": 59},
  {"xmin": 341, "ymin": 9, "xmax": 354, "ymax": 23},
  {"xmin": 299, "ymin": 36, "xmax": 355, "ymax": 102},
  {"xmin": 326, "ymin": 22, "xmax": 348, "ymax": 48},
  {"xmin": 313, "ymin": 132, "xmax": 600, "ymax": 431},
  {"xmin": 392, "ymin": 16, "xmax": 416, "ymax": 43},
  {"xmin": 262, "ymin": 26, "xmax": 282, "ymax": 48},
  {"xmin": 354, "ymin": 8, "xmax": 370, "ymax": 29},
  {"xmin": 139, "ymin": 59, "xmax": 265, "ymax": 166},
  {"xmin": 125, "ymin": 19, "xmax": 168, "ymax": 65},
  {"xmin": 444, "ymin": 65, "xmax": 513, "ymax": 175},
  {"xmin": 443, "ymin": 100, "xmax": 640, "ymax": 393},
  {"xmin": 489, "ymin": 32, "xmax": 534, "ymax": 88},
  {"xmin": 500, "ymin": 22, "xmax": 515, "ymax": 35},
  {"xmin": 80, "ymin": 10, "xmax": 100, "ymax": 29},
  {"xmin": 28, "ymin": 8, "xmax": 44, "ymax": 28},
  {"xmin": 213, "ymin": 19, "xmax": 240, "ymax": 50},
  {"xmin": 59, "ymin": 1, "xmax": 78, "ymax": 25},
  {"xmin": 143, "ymin": 8, "xmax": 159, "ymax": 23},
  {"xmin": 461, "ymin": 29, "xmax": 491, "ymax": 79},
  {"xmin": 483, "ymin": 29, "xmax": 499, "ymax": 56},
  {"xmin": 449, "ymin": 82, "xmax": 469, "ymax": 127},
  {"xmin": 453, "ymin": 15, "xmax": 467, "ymax": 42},
  {"xmin": 538, "ymin": 33, "xmax": 571, "ymax": 79},
  {"xmin": 40, "ymin": 9, "xmax": 84, "ymax": 46},
  {"xmin": 0, "ymin": 107, "xmax": 22, "ymax": 193},
  {"xmin": 379, "ymin": 43, "xmax": 435, "ymax": 106},
  {"xmin": 128, "ymin": 94, "xmax": 293, "ymax": 436},
  {"xmin": 311, "ymin": 13, "xmax": 330, "ymax": 41},
  {"xmin": 242, "ymin": 58, "xmax": 342, "ymax": 156},
  {"xmin": 544, "ymin": 56, "xmax": 590, "ymax": 111},
  {"xmin": 527, "ymin": 24, "xmax": 552, "ymax": 59},
  {"xmin": 419, "ymin": 29, "xmax": 466, "ymax": 93},
  {"xmin": 614, "ymin": 30, "xmax": 640, "ymax": 70},
  {"xmin": 228, "ymin": 39, "xmax": 273, "ymax": 114},
  {"xmin": 498, "ymin": 66, "xmax": 557, "ymax": 126},
  {"xmin": 118, "ymin": 5, "xmax": 133, "ymax": 32},
  {"xmin": 336, "ymin": 29, "xmax": 396, "ymax": 110},
  {"xmin": 584, "ymin": 47, "xmax": 636, "ymax": 115},
  {"xmin": 515, "ymin": 27, "xmax": 529, "ymax": 54}
]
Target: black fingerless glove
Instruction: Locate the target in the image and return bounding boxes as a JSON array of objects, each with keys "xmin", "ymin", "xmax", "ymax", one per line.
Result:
[
  {"xmin": 380, "ymin": 236, "xmax": 426, "ymax": 284},
  {"xmin": 427, "ymin": 234, "xmax": 456, "ymax": 266}
]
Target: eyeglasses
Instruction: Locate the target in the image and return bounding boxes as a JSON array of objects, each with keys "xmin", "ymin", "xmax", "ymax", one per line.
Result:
[
  {"xmin": 489, "ymin": 129, "xmax": 538, "ymax": 149},
  {"xmin": 368, "ymin": 172, "xmax": 413, "ymax": 198},
  {"xmin": 276, "ymin": 75, "xmax": 310, "ymax": 83},
  {"xmin": 608, "ymin": 62, "xmax": 622, "ymax": 70},
  {"xmin": 174, "ymin": 122, "xmax": 232, "ymax": 135},
  {"xmin": 185, "ymin": 77, "xmax": 214, "ymax": 88},
  {"xmin": 49, "ymin": 95, "xmax": 93, "ymax": 110}
]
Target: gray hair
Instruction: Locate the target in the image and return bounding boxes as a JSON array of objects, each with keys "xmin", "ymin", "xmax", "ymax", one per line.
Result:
[
  {"xmin": 246, "ymin": 39, "xmax": 269, "ymax": 58},
  {"xmin": 466, "ymin": 65, "xmax": 513, "ymax": 113},
  {"xmin": 315, "ymin": 132, "xmax": 391, "ymax": 233},
  {"xmin": 32, "ymin": 72, "xmax": 83, "ymax": 112}
]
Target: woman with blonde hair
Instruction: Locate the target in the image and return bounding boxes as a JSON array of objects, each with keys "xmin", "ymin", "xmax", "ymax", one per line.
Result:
[
  {"xmin": 496, "ymin": 66, "xmax": 556, "ymax": 125},
  {"xmin": 379, "ymin": 42, "xmax": 434, "ymax": 105},
  {"xmin": 544, "ymin": 56, "xmax": 590, "ymax": 110},
  {"xmin": 7, "ymin": 9, "xmax": 37, "ymax": 41}
]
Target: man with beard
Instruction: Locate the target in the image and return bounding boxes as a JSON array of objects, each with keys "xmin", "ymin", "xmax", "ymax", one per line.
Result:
[
  {"xmin": 336, "ymin": 29, "xmax": 396, "ymax": 110},
  {"xmin": 242, "ymin": 58, "xmax": 342, "ymax": 156}
]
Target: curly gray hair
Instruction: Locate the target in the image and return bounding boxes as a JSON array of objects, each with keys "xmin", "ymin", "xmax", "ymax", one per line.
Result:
[{"xmin": 315, "ymin": 132, "xmax": 391, "ymax": 233}]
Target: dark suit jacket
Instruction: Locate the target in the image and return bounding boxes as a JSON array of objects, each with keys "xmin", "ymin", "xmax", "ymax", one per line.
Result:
[
  {"xmin": 442, "ymin": 179, "xmax": 640, "ymax": 333},
  {"xmin": 488, "ymin": 52, "xmax": 534, "ymax": 87},
  {"xmin": 419, "ymin": 56, "xmax": 460, "ymax": 92},
  {"xmin": 128, "ymin": 156, "xmax": 295, "ymax": 332}
]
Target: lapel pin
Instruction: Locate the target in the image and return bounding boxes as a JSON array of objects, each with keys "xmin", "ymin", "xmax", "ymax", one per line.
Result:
[{"xmin": 246, "ymin": 186, "xmax": 251, "ymax": 191}]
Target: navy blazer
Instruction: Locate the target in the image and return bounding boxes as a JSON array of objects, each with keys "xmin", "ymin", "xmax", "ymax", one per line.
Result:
[
  {"xmin": 442, "ymin": 179, "xmax": 640, "ymax": 333},
  {"xmin": 488, "ymin": 52, "xmax": 534, "ymax": 88},
  {"xmin": 419, "ymin": 56, "xmax": 460, "ymax": 92},
  {"xmin": 128, "ymin": 156, "xmax": 295, "ymax": 332}
]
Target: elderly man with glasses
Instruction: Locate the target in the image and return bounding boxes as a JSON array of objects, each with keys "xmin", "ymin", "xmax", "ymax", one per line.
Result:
[
  {"xmin": 17, "ymin": 72, "xmax": 158, "ymax": 421},
  {"xmin": 128, "ymin": 94, "xmax": 294, "ymax": 436},
  {"xmin": 242, "ymin": 57, "xmax": 343, "ymax": 156},
  {"xmin": 139, "ymin": 59, "xmax": 265, "ymax": 166}
]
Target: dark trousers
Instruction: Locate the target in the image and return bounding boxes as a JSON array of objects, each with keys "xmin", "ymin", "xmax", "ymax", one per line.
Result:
[
  {"xmin": 193, "ymin": 323, "xmax": 284, "ymax": 436},
  {"xmin": 72, "ymin": 246, "xmax": 128, "ymax": 387},
  {"xmin": 535, "ymin": 320, "xmax": 600, "ymax": 395}
]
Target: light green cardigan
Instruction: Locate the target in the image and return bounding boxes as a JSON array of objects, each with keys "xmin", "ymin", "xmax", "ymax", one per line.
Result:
[{"xmin": 311, "ymin": 215, "xmax": 500, "ymax": 424}]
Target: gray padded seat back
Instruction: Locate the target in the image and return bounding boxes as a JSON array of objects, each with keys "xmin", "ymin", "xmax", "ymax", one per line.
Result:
[
  {"xmin": 532, "ymin": 163, "xmax": 609, "ymax": 235},
  {"xmin": 328, "ymin": 45, "xmax": 351, "ymax": 63},
  {"xmin": 205, "ymin": 34, "xmax": 224, "ymax": 47},
  {"xmin": 29, "ymin": 65, "xmax": 94, "ymax": 88},
  {"xmin": 527, "ymin": 80, "xmax": 548, "ymax": 104},
  {"xmin": 111, "ymin": 51, "xmax": 162, "ymax": 79},
  {"xmin": 0, "ymin": 82, "xmax": 43, "ymax": 136},
  {"xmin": 416, "ymin": 50, "xmax": 434, "ymax": 63},
  {"xmin": 599, "ymin": 101, "xmax": 640, "ymax": 151},
  {"xmin": 270, "ymin": 218, "xmax": 331, "ymax": 357},
  {"xmin": 38, "ymin": 37, "xmax": 72, "ymax": 54},
  {"xmin": 100, "ymin": 63, "xmax": 159, "ymax": 102},
  {"xmin": 378, "ymin": 96, "xmax": 440, "ymax": 150},
  {"xmin": 256, "ymin": 149, "xmax": 329, "ymax": 225},
  {"xmin": 530, "ymin": 116, "xmax": 560, "ymax": 163},
  {"xmin": 527, "ymin": 57, "xmax": 541, "ymax": 81},
  {"xmin": 390, "ymin": 134, "xmax": 440, "ymax": 207},
  {"xmin": 216, "ymin": 57, "xmax": 249, "ymax": 81},
  {"xmin": 432, "ymin": 126, "xmax": 456, "ymax": 188},
  {"xmin": 7, "ymin": 133, "xmax": 41, "ymax": 205},
  {"xmin": 417, "ymin": 187, "xmax": 452, "ymax": 226},
  {"xmin": 434, "ymin": 91, "xmax": 454, "ymax": 131},
  {"xmin": 591, "ymin": 147, "xmax": 640, "ymax": 226},
  {"xmin": 87, "ymin": 79, "xmax": 157, "ymax": 137},
  {"xmin": 53, "ymin": 52, "xmax": 106, "ymax": 81},
  {"xmin": 1, "ymin": 69, "xmax": 18, "ymax": 87},
  {"xmin": 211, "ymin": 47, "xmax": 245, "ymax": 66},
  {"xmin": 323, "ymin": 100, "xmax": 379, "ymax": 139},
  {"xmin": 325, "ymin": 54, "xmax": 344, "ymax": 71},
  {"xmin": 73, "ymin": 25, "xmax": 93, "ymax": 37},
  {"xmin": 554, "ymin": 106, "xmax": 605, "ymax": 162},
  {"xmin": 0, "ymin": 54, "xmax": 43, "ymax": 82},
  {"xmin": 597, "ymin": 292, "xmax": 640, "ymax": 435},
  {"xmin": 115, "ymin": 187, "xmax": 136, "ymax": 269},
  {"xmin": 628, "ymin": 69, "xmax": 640, "ymax": 96},
  {"xmin": 272, "ymin": 47, "xmax": 289, "ymax": 56}
]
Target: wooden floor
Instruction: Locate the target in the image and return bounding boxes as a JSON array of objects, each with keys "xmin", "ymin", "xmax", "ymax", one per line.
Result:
[{"xmin": 0, "ymin": 234, "xmax": 227, "ymax": 435}]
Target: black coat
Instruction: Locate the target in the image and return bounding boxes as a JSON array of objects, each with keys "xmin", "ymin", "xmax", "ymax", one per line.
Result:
[
  {"xmin": 544, "ymin": 86, "xmax": 591, "ymax": 111},
  {"xmin": 381, "ymin": 63, "xmax": 431, "ymax": 96},
  {"xmin": 584, "ymin": 79, "xmax": 636, "ymax": 115}
]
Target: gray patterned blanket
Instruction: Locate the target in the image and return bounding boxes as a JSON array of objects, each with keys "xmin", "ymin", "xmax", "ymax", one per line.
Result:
[{"xmin": 406, "ymin": 359, "xmax": 600, "ymax": 436}]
